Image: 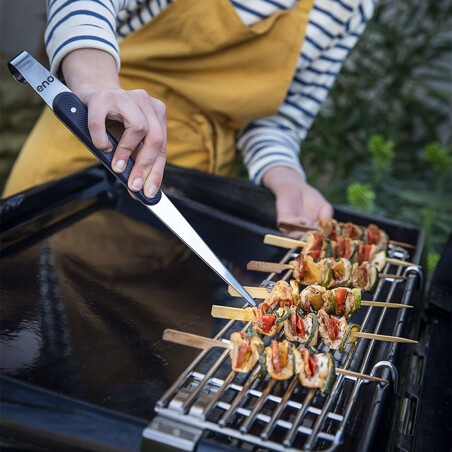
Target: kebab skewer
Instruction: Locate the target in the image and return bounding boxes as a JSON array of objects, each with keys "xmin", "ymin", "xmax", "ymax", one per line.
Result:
[
  {"xmin": 248, "ymin": 255, "xmax": 407, "ymax": 291},
  {"xmin": 163, "ymin": 329, "xmax": 388, "ymax": 394},
  {"xmin": 211, "ymin": 304, "xmax": 416, "ymax": 351},
  {"xmin": 278, "ymin": 218, "xmax": 415, "ymax": 250},
  {"xmin": 264, "ymin": 233, "xmax": 420, "ymax": 268},
  {"xmin": 226, "ymin": 282, "xmax": 412, "ymax": 316}
]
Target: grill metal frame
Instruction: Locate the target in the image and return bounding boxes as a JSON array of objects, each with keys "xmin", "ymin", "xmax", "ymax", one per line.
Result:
[{"xmin": 144, "ymin": 242, "xmax": 422, "ymax": 452}]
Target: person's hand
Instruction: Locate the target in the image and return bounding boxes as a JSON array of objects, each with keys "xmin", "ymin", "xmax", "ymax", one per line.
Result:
[
  {"xmin": 62, "ymin": 49, "xmax": 166, "ymax": 199},
  {"xmin": 261, "ymin": 166, "xmax": 333, "ymax": 239}
]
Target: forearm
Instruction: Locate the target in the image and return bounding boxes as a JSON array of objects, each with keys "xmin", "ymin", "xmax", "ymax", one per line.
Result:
[{"xmin": 61, "ymin": 49, "xmax": 120, "ymax": 101}]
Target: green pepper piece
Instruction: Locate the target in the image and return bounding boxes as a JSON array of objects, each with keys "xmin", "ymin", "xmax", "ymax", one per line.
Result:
[
  {"xmin": 327, "ymin": 291, "xmax": 336, "ymax": 315},
  {"xmin": 325, "ymin": 239, "xmax": 333, "ymax": 258},
  {"xmin": 321, "ymin": 262, "xmax": 333, "ymax": 288}
]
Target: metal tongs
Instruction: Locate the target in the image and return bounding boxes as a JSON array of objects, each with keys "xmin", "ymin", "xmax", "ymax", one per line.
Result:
[{"xmin": 8, "ymin": 51, "xmax": 256, "ymax": 307}]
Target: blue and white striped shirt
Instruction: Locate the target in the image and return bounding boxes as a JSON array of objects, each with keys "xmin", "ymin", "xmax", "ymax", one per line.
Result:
[{"xmin": 45, "ymin": 0, "xmax": 375, "ymax": 184}]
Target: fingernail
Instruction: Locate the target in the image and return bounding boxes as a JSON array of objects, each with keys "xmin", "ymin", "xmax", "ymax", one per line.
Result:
[
  {"xmin": 105, "ymin": 147, "xmax": 113, "ymax": 153},
  {"xmin": 132, "ymin": 178, "xmax": 143, "ymax": 190},
  {"xmin": 115, "ymin": 160, "xmax": 125, "ymax": 172},
  {"xmin": 147, "ymin": 184, "xmax": 157, "ymax": 198}
]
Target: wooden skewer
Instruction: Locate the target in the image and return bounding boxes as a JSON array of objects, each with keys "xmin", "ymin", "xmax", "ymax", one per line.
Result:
[
  {"xmin": 277, "ymin": 222, "xmax": 318, "ymax": 233},
  {"xmin": 264, "ymin": 234, "xmax": 421, "ymax": 268},
  {"xmin": 248, "ymin": 260, "xmax": 292, "ymax": 273},
  {"xmin": 220, "ymin": 294, "xmax": 412, "ymax": 314},
  {"xmin": 336, "ymin": 368, "xmax": 388, "ymax": 383},
  {"xmin": 277, "ymin": 222, "xmax": 416, "ymax": 249},
  {"xmin": 228, "ymin": 285, "xmax": 413, "ymax": 302},
  {"xmin": 389, "ymin": 240, "xmax": 416, "ymax": 249},
  {"xmin": 351, "ymin": 331, "xmax": 417, "ymax": 344},
  {"xmin": 210, "ymin": 306, "xmax": 417, "ymax": 345},
  {"xmin": 264, "ymin": 234, "xmax": 306, "ymax": 249},
  {"xmin": 212, "ymin": 305, "xmax": 259, "ymax": 321},
  {"xmin": 228, "ymin": 285, "xmax": 270, "ymax": 299},
  {"xmin": 385, "ymin": 257, "xmax": 421, "ymax": 268},
  {"xmin": 163, "ymin": 328, "xmax": 229, "ymax": 349},
  {"xmin": 246, "ymin": 261, "xmax": 408, "ymax": 280},
  {"xmin": 163, "ymin": 329, "xmax": 389, "ymax": 383}
]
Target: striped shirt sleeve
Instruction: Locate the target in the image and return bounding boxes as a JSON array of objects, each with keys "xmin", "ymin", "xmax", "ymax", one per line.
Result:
[
  {"xmin": 238, "ymin": 0, "xmax": 376, "ymax": 184},
  {"xmin": 45, "ymin": 0, "xmax": 127, "ymax": 74}
]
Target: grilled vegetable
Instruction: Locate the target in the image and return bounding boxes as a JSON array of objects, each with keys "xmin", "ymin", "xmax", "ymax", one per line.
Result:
[
  {"xmin": 317, "ymin": 309, "xmax": 349, "ymax": 350},
  {"xmin": 230, "ymin": 332, "xmax": 263, "ymax": 372},
  {"xmin": 352, "ymin": 288, "xmax": 362, "ymax": 313},
  {"xmin": 317, "ymin": 219, "xmax": 390, "ymax": 254},
  {"xmin": 266, "ymin": 340, "xmax": 294, "ymax": 380},
  {"xmin": 320, "ymin": 259, "xmax": 333, "ymax": 288},
  {"xmin": 332, "ymin": 258, "xmax": 352, "ymax": 286},
  {"xmin": 257, "ymin": 343, "xmax": 267, "ymax": 379},
  {"xmin": 338, "ymin": 324, "xmax": 361, "ymax": 353},
  {"xmin": 300, "ymin": 285, "xmax": 326, "ymax": 312},
  {"xmin": 276, "ymin": 306, "xmax": 291, "ymax": 323},
  {"xmin": 252, "ymin": 306, "xmax": 285, "ymax": 336},
  {"xmin": 283, "ymin": 310, "xmax": 319, "ymax": 347},
  {"xmin": 293, "ymin": 346, "xmax": 336, "ymax": 394},
  {"xmin": 290, "ymin": 256, "xmax": 384, "ymax": 291}
]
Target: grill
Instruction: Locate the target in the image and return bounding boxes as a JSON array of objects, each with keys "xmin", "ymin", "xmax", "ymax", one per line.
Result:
[
  {"xmin": 144, "ymin": 222, "xmax": 424, "ymax": 451},
  {"xmin": 1, "ymin": 164, "xmax": 435, "ymax": 452}
]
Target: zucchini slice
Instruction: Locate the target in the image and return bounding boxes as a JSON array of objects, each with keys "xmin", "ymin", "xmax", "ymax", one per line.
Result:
[
  {"xmin": 276, "ymin": 306, "xmax": 290, "ymax": 323},
  {"xmin": 369, "ymin": 266, "xmax": 379, "ymax": 291},
  {"xmin": 305, "ymin": 314, "xmax": 318, "ymax": 348},
  {"xmin": 351, "ymin": 288, "xmax": 362, "ymax": 313},
  {"xmin": 258, "ymin": 344, "xmax": 267, "ymax": 379},
  {"xmin": 349, "ymin": 242, "xmax": 358, "ymax": 261},
  {"xmin": 338, "ymin": 324, "xmax": 361, "ymax": 353},
  {"xmin": 325, "ymin": 239, "xmax": 333, "ymax": 258},
  {"xmin": 289, "ymin": 345, "xmax": 297, "ymax": 375},
  {"xmin": 321, "ymin": 353, "xmax": 336, "ymax": 395}
]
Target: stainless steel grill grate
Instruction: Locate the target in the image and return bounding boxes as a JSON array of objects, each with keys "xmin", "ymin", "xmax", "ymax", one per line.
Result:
[{"xmin": 144, "ymin": 244, "xmax": 421, "ymax": 451}]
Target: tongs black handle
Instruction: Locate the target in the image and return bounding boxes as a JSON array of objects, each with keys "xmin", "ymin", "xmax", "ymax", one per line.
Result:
[{"xmin": 53, "ymin": 91, "xmax": 162, "ymax": 206}]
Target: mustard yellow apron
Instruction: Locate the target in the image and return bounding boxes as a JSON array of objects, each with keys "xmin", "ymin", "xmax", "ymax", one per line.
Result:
[{"xmin": 4, "ymin": 0, "xmax": 313, "ymax": 196}]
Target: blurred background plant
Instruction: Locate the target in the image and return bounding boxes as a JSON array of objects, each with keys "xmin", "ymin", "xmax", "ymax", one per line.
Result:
[{"xmin": 239, "ymin": 0, "xmax": 452, "ymax": 277}]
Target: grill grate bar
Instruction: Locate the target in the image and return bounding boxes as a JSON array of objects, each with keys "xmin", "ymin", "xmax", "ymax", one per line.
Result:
[
  {"xmin": 202, "ymin": 370, "xmax": 236, "ymax": 418},
  {"xmin": 219, "ymin": 367, "xmax": 260, "ymax": 426},
  {"xmin": 240, "ymin": 378, "xmax": 278, "ymax": 433},
  {"xmin": 259, "ymin": 377, "xmax": 298, "ymax": 437},
  {"xmin": 181, "ymin": 348, "xmax": 231, "ymax": 413},
  {"xmin": 282, "ymin": 388, "xmax": 315, "ymax": 445}
]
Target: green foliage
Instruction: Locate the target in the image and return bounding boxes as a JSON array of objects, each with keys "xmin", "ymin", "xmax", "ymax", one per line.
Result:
[
  {"xmin": 300, "ymin": 0, "xmax": 452, "ymax": 273},
  {"xmin": 368, "ymin": 135, "xmax": 394, "ymax": 182},
  {"xmin": 427, "ymin": 253, "xmax": 440, "ymax": 275},
  {"xmin": 424, "ymin": 142, "xmax": 452, "ymax": 174},
  {"xmin": 347, "ymin": 183, "xmax": 375, "ymax": 213}
]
